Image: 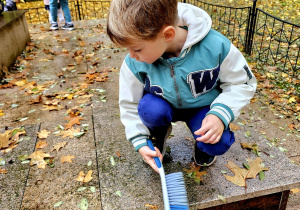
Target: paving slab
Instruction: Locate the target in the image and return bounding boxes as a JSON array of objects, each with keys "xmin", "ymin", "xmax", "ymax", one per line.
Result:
[
  {"xmin": 20, "ymin": 107, "xmax": 101, "ymax": 209},
  {"xmin": 0, "ymin": 124, "xmax": 39, "ymax": 210}
]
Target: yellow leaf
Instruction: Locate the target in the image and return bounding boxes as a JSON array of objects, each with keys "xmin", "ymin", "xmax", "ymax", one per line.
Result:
[
  {"xmin": 0, "ymin": 110, "xmax": 4, "ymax": 117},
  {"xmin": 75, "ymin": 170, "xmax": 93, "ymax": 183},
  {"xmin": 36, "ymin": 130, "xmax": 50, "ymax": 139},
  {"xmin": 52, "ymin": 141, "xmax": 68, "ymax": 152},
  {"xmin": 36, "ymin": 140, "xmax": 49, "ymax": 149},
  {"xmin": 145, "ymin": 204, "xmax": 159, "ymax": 209},
  {"xmin": 291, "ymin": 188, "xmax": 300, "ymax": 194},
  {"xmin": 60, "ymin": 155, "xmax": 75, "ymax": 163},
  {"xmin": 289, "ymin": 97, "xmax": 296, "ymax": 103},
  {"xmin": 28, "ymin": 151, "xmax": 51, "ymax": 169},
  {"xmin": 56, "ymin": 127, "xmax": 80, "ymax": 138},
  {"xmin": 281, "ymin": 72, "xmax": 288, "ymax": 78}
]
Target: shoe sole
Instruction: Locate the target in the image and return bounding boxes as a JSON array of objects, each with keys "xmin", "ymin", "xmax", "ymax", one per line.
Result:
[
  {"xmin": 50, "ymin": 27, "xmax": 59, "ymax": 30},
  {"xmin": 62, "ymin": 28, "xmax": 75, "ymax": 31},
  {"xmin": 193, "ymin": 143, "xmax": 217, "ymax": 166}
]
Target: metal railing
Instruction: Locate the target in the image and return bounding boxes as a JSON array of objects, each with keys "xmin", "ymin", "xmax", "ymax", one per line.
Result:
[{"xmin": 19, "ymin": 0, "xmax": 300, "ymax": 79}]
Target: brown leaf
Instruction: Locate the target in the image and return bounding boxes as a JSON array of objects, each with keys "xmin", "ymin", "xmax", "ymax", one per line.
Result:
[
  {"xmin": 37, "ymin": 130, "xmax": 50, "ymax": 139},
  {"xmin": 36, "ymin": 140, "xmax": 49, "ymax": 149},
  {"xmin": 183, "ymin": 162, "xmax": 207, "ymax": 181},
  {"xmin": 0, "ymin": 168, "xmax": 8, "ymax": 174},
  {"xmin": 241, "ymin": 143, "xmax": 261, "ymax": 152},
  {"xmin": 51, "ymin": 141, "xmax": 68, "ymax": 152},
  {"xmin": 245, "ymin": 157, "xmax": 269, "ymax": 179},
  {"xmin": 0, "ymin": 130, "xmax": 12, "ymax": 149},
  {"xmin": 75, "ymin": 170, "xmax": 93, "ymax": 183},
  {"xmin": 27, "ymin": 151, "xmax": 51, "ymax": 169},
  {"xmin": 64, "ymin": 116, "xmax": 84, "ymax": 130},
  {"xmin": 42, "ymin": 105, "xmax": 63, "ymax": 111},
  {"xmin": 145, "ymin": 204, "xmax": 159, "ymax": 209},
  {"xmin": 60, "ymin": 155, "xmax": 75, "ymax": 163},
  {"xmin": 29, "ymin": 94, "xmax": 43, "ymax": 104},
  {"xmin": 56, "ymin": 127, "xmax": 80, "ymax": 138},
  {"xmin": 223, "ymin": 160, "xmax": 248, "ymax": 187},
  {"xmin": 224, "ymin": 157, "xmax": 269, "ymax": 187},
  {"xmin": 116, "ymin": 151, "xmax": 122, "ymax": 157},
  {"xmin": 229, "ymin": 123, "xmax": 240, "ymax": 131}
]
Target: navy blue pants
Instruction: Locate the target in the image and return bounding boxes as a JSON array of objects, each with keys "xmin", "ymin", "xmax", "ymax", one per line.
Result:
[{"xmin": 138, "ymin": 93, "xmax": 235, "ymax": 156}]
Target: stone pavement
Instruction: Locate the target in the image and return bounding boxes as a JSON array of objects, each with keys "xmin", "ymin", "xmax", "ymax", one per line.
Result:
[{"xmin": 0, "ymin": 19, "xmax": 299, "ymax": 210}]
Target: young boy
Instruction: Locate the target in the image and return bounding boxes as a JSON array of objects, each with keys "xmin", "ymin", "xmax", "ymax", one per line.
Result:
[{"xmin": 107, "ymin": 0, "xmax": 257, "ymax": 173}]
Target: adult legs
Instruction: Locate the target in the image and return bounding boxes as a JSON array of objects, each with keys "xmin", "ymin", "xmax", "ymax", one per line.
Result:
[
  {"xmin": 49, "ymin": 0, "xmax": 58, "ymax": 23},
  {"xmin": 57, "ymin": 0, "xmax": 72, "ymax": 23}
]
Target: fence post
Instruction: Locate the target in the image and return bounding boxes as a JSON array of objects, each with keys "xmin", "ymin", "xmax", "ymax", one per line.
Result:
[
  {"xmin": 76, "ymin": 0, "xmax": 82, "ymax": 20},
  {"xmin": 245, "ymin": 0, "xmax": 257, "ymax": 54}
]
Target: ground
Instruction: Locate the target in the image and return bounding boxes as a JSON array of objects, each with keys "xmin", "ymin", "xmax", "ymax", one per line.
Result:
[{"xmin": 0, "ymin": 19, "xmax": 299, "ymax": 209}]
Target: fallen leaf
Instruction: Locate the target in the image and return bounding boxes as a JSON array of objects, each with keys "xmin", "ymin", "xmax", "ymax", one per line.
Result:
[
  {"xmin": 27, "ymin": 151, "xmax": 51, "ymax": 169},
  {"xmin": 42, "ymin": 105, "xmax": 63, "ymax": 111},
  {"xmin": 60, "ymin": 155, "xmax": 75, "ymax": 163},
  {"xmin": 76, "ymin": 170, "xmax": 93, "ymax": 183},
  {"xmin": 229, "ymin": 123, "xmax": 240, "ymax": 131},
  {"xmin": 56, "ymin": 127, "xmax": 80, "ymax": 138},
  {"xmin": 0, "ymin": 130, "xmax": 11, "ymax": 149},
  {"xmin": 184, "ymin": 162, "xmax": 207, "ymax": 182},
  {"xmin": 36, "ymin": 140, "xmax": 49, "ymax": 149},
  {"xmin": 145, "ymin": 204, "xmax": 159, "ymax": 209},
  {"xmin": 223, "ymin": 157, "xmax": 269, "ymax": 187},
  {"xmin": 37, "ymin": 130, "xmax": 50, "ymax": 139},
  {"xmin": 0, "ymin": 168, "xmax": 7, "ymax": 174},
  {"xmin": 64, "ymin": 116, "xmax": 84, "ymax": 130},
  {"xmin": 291, "ymin": 188, "xmax": 300, "ymax": 194},
  {"xmin": 52, "ymin": 141, "xmax": 68, "ymax": 152}
]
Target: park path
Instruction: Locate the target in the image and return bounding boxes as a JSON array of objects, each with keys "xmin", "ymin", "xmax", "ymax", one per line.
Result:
[{"xmin": 0, "ymin": 19, "xmax": 299, "ymax": 209}]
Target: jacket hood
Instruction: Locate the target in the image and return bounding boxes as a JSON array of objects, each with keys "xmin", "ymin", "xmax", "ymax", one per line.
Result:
[{"xmin": 178, "ymin": 2, "xmax": 212, "ymax": 51}]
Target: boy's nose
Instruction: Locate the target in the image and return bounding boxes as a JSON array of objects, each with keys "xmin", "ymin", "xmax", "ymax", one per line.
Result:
[{"xmin": 129, "ymin": 49, "xmax": 138, "ymax": 60}]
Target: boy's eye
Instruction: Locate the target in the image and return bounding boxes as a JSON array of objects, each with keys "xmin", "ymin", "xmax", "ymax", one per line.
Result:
[{"xmin": 134, "ymin": 49, "xmax": 141, "ymax": 52}]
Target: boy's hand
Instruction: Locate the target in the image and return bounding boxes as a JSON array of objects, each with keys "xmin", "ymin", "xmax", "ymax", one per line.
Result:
[
  {"xmin": 138, "ymin": 145, "xmax": 163, "ymax": 173},
  {"xmin": 194, "ymin": 114, "xmax": 224, "ymax": 144}
]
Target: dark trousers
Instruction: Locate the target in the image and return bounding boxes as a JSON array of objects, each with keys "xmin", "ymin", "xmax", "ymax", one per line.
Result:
[{"xmin": 138, "ymin": 93, "xmax": 235, "ymax": 156}]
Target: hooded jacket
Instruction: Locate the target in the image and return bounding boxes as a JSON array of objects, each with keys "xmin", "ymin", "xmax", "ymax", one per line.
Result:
[{"xmin": 119, "ymin": 3, "xmax": 257, "ymax": 151}]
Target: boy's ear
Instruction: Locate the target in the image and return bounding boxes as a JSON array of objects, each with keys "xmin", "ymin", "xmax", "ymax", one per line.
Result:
[{"xmin": 162, "ymin": 26, "xmax": 175, "ymax": 42}]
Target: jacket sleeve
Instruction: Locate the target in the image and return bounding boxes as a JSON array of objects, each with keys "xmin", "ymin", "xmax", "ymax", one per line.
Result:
[
  {"xmin": 119, "ymin": 60, "xmax": 150, "ymax": 151},
  {"xmin": 206, "ymin": 43, "xmax": 257, "ymax": 129}
]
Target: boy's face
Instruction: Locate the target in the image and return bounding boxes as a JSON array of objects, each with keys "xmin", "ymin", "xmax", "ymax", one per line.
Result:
[{"xmin": 125, "ymin": 36, "xmax": 167, "ymax": 64}]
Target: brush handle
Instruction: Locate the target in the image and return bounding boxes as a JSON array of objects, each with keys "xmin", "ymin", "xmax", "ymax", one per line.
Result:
[
  {"xmin": 147, "ymin": 139, "xmax": 162, "ymax": 168},
  {"xmin": 147, "ymin": 139, "xmax": 170, "ymax": 210}
]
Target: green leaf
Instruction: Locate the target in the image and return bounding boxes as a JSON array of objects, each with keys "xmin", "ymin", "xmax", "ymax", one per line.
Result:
[
  {"xmin": 221, "ymin": 170, "xmax": 227, "ymax": 174},
  {"xmin": 217, "ymin": 195, "xmax": 226, "ymax": 203},
  {"xmin": 0, "ymin": 159, "xmax": 5, "ymax": 166},
  {"xmin": 77, "ymin": 187, "xmax": 87, "ymax": 192},
  {"xmin": 73, "ymin": 132, "xmax": 85, "ymax": 138},
  {"xmin": 21, "ymin": 160, "xmax": 30, "ymax": 164},
  {"xmin": 110, "ymin": 156, "xmax": 115, "ymax": 166},
  {"xmin": 87, "ymin": 160, "xmax": 92, "ymax": 166},
  {"xmin": 78, "ymin": 198, "xmax": 88, "ymax": 210},
  {"xmin": 18, "ymin": 154, "xmax": 29, "ymax": 161},
  {"xmin": 166, "ymin": 146, "xmax": 171, "ymax": 153},
  {"xmin": 278, "ymin": 147, "xmax": 287, "ymax": 152},
  {"xmin": 115, "ymin": 191, "xmax": 122, "ymax": 197},
  {"xmin": 90, "ymin": 186, "xmax": 96, "ymax": 193},
  {"xmin": 259, "ymin": 171, "xmax": 265, "ymax": 181},
  {"xmin": 54, "ymin": 201, "xmax": 64, "ymax": 208},
  {"xmin": 243, "ymin": 163, "xmax": 250, "ymax": 170},
  {"xmin": 244, "ymin": 131, "xmax": 251, "ymax": 138}
]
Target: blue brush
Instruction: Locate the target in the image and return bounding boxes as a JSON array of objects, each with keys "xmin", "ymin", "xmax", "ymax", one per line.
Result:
[{"xmin": 147, "ymin": 139, "xmax": 189, "ymax": 210}]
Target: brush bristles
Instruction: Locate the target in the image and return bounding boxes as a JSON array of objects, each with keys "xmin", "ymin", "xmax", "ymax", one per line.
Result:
[{"xmin": 166, "ymin": 172, "xmax": 189, "ymax": 208}]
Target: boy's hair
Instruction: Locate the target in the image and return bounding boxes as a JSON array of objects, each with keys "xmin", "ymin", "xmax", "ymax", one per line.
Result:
[{"xmin": 107, "ymin": 0, "xmax": 178, "ymax": 46}]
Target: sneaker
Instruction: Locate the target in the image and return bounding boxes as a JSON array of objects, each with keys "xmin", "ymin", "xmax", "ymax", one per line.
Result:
[
  {"xmin": 150, "ymin": 125, "xmax": 172, "ymax": 157},
  {"xmin": 50, "ymin": 23, "xmax": 59, "ymax": 30},
  {"xmin": 193, "ymin": 143, "xmax": 216, "ymax": 166},
  {"xmin": 61, "ymin": 23, "xmax": 75, "ymax": 31}
]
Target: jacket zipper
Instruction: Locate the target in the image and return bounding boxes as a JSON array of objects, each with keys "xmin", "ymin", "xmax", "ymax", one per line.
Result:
[{"xmin": 170, "ymin": 64, "xmax": 182, "ymax": 108}]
